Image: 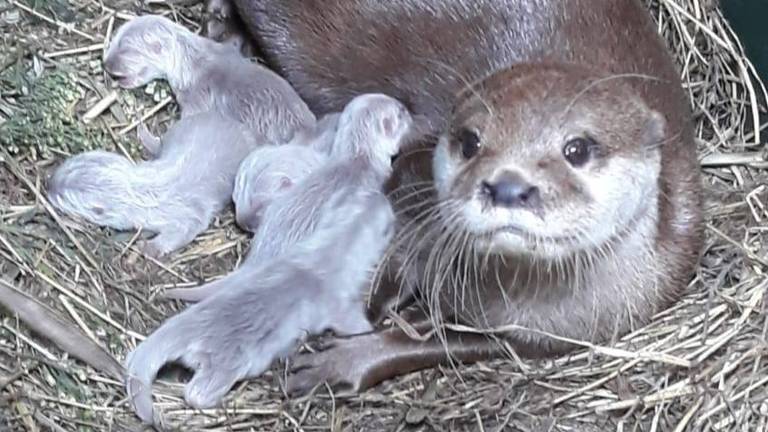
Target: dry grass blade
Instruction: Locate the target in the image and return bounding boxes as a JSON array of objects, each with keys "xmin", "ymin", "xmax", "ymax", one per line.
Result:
[{"xmin": 0, "ymin": 279, "xmax": 124, "ymax": 380}]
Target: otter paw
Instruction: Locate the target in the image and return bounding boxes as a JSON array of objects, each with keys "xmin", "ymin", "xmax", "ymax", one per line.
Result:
[
  {"xmin": 184, "ymin": 365, "xmax": 241, "ymax": 410},
  {"xmin": 205, "ymin": 0, "xmax": 233, "ymax": 19},
  {"xmin": 203, "ymin": 0, "xmax": 236, "ymax": 42},
  {"xmin": 137, "ymin": 123, "xmax": 161, "ymax": 158},
  {"xmin": 137, "ymin": 240, "xmax": 166, "ymax": 259},
  {"xmin": 286, "ymin": 338, "xmax": 365, "ymax": 396},
  {"xmin": 202, "ymin": 0, "xmax": 255, "ymax": 56}
]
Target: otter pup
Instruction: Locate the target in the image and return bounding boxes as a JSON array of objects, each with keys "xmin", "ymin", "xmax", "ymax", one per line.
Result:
[
  {"xmin": 212, "ymin": 0, "xmax": 703, "ymax": 394},
  {"xmin": 48, "ymin": 14, "xmax": 318, "ymax": 256},
  {"xmin": 230, "ymin": 112, "xmax": 347, "ymax": 233},
  {"xmin": 48, "ymin": 114, "xmax": 255, "ymax": 257},
  {"xmin": 165, "ymin": 103, "xmax": 390, "ymax": 301},
  {"xmin": 103, "ymin": 14, "xmax": 314, "ymax": 144},
  {"xmin": 231, "ymin": 144, "xmax": 325, "ymax": 233},
  {"xmin": 125, "ymin": 94, "xmax": 412, "ymax": 424},
  {"xmin": 163, "ymin": 144, "xmax": 323, "ymax": 301}
]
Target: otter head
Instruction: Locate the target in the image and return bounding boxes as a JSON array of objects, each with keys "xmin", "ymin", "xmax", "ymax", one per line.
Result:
[
  {"xmin": 47, "ymin": 151, "xmax": 138, "ymax": 229},
  {"xmin": 331, "ymin": 93, "xmax": 414, "ymax": 174},
  {"xmin": 233, "ymin": 145, "xmax": 322, "ymax": 232},
  {"xmin": 103, "ymin": 15, "xmax": 190, "ymax": 88},
  {"xmin": 432, "ymin": 64, "xmax": 666, "ymax": 260}
]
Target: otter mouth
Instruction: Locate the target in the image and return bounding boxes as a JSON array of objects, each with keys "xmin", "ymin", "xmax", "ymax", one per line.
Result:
[
  {"xmin": 107, "ymin": 71, "xmax": 129, "ymax": 86},
  {"xmin": 106, "ymin": 68, "xmax": 139, "ymax": 88},
  {"xmin": 483, "ymin": 224, "xmax": 579, "ymax": 244}
]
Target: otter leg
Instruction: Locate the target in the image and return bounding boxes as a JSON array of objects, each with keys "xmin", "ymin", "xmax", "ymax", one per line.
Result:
[
  {"xmin": 329, "ymin": 305, "xmax": 374, "ymax": 336},
  {"xmin": 286, "ymin": 319, "xmax": 503, "ymax": 395},
  {"xmin": 140, "ymin": 225, "xmax": 202, "ymax": 258},
  {"xmin": 137, "ymin": 123, "xmax": 162, "ymax": 158}
]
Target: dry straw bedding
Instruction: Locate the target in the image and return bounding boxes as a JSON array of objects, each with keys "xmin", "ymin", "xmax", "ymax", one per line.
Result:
[{"xmin": 0, "ymin": 0, "xmax": 767, "ymax": 431}]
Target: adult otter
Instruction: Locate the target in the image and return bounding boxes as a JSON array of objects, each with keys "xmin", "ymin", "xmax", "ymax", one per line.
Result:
[{"xmin": 214, "ymin": 0, "xmax": 703, "ymax": 393}]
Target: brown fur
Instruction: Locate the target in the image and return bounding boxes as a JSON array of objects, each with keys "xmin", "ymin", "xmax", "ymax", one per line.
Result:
[{"xmin": 212, "ymin": 0, "xmax": 702, "ymax": 393}]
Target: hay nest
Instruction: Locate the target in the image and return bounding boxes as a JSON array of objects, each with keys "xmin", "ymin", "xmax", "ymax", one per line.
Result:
[{"xmin": 1, "ymin": 0, "xmax": 766, "ymax": 430}]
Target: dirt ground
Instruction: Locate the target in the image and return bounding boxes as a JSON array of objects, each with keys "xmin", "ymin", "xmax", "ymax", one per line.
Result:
[{"xmin": 1, "ymin": 0, "xmax": 767, "ymax": 431}]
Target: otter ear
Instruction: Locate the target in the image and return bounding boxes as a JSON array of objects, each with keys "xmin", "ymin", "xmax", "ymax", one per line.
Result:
[
  {"xmin": 642, "ymin": 110, "xmax": 666, "ymax": 148},
  {"xmin": 148, "ymin": 40, "xmax": 163, "ymax": 55},
  {"xmin": 278, "ymin": 176, "xmax": 293, "ymax": 190},
  {"xmin": 381, "ymin": 116, "xmax": 395, "ymax": 138}
]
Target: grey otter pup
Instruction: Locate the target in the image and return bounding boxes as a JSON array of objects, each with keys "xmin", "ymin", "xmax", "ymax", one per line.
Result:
[
  {"xmin": 125, "ymin": 94, "xmax": 412, "ymax": 423},
  {"xmin": 219, "ymin": 0, "xmax": 704, "ymax": 393},
  {"xmin": 48, "ymin": 114, "xmax": 255, "ymax": 257},
  {"xmin": 165, "ymin": 95, "xmax": 408, "ymax": 301},
  {"xmin": 49, "ymin": 14, "xmax": 317, "ymax": 256},
  {"xmin": 103, "ymin": 14, "xmax": 314, "ymax": 144},
  {"xmin": 231, "ymin": 112, "xmax": 343, "ymax": 233},
  {"xmin": 231, "ymin": 144, "xmax": 325, "ymax": 233}
]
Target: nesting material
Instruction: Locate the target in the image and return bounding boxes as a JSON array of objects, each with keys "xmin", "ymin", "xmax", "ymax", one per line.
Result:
[{"xmin": 0, "ymin": 0, "xmax": 766, "ymax": 430}]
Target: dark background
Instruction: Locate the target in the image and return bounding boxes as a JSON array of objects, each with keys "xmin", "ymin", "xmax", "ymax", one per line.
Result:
[{"xmin": 721, "ymin": 0, "xmax": 768, "ymax": 85}]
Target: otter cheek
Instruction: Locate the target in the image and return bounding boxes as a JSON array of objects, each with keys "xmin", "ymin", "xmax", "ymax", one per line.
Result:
[
  {"xmin": 581, "ymin": 160, "xmax": 648, "ymax": 243},
  {"xmin": 432, "ymin": 138, "xmax": 458, "ymax": 199}
]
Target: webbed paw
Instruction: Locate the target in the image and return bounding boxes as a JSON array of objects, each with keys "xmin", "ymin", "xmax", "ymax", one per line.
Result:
[{"xmin": 286, "ymin": 337, "xmax": 369, "ymax": 397}]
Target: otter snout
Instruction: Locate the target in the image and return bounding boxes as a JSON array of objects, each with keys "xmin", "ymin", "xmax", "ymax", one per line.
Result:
[
  {"xmin": 235, "ymin": 214, "xmax": 259, "ymax": 232},
  {"xmin": 103, "ymin": 55, "xmax": 134, "ymax": 87},
  {"xmin": 103, "ymin": 55, "xmax": 119, "ymax": 74},
  {"xmin": 481, "ymin": 171, "xmax": 541, "ymax": 209}
]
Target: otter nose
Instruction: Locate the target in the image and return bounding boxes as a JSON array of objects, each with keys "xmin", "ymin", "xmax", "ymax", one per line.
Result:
[
  {"xmin": 236, "ymin": 212, "xmax": 260, "ymax": 232},
  {"xmin": 103, "ymin": 56, "xmax": 117, "ymax": 73},
  {"xmin": 482, "ymin": 173, "xmax": 541, "ymax": 208}
]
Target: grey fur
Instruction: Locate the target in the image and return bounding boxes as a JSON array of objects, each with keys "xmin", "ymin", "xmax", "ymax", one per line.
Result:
[
  {"xmin": 290, "ymin": 112, "xmax": 341, "ymax": 154},
  {"xmin": 125, "ymin": 94, "xmax": 412, "ymax": 424},
  {"xmin": 231, "ymin": 144, "xmax": 326, "ymax": 232},
  {"xmin": 230, "ymin": 112, "xmax": 341, "ymax": 233},
  {"xmin": 165, "ymin": 93, "xmax": 411, "ymax": 301},
  {"xmin": 103, "ymin": 14, "xmax": 315, "ymax": 143},
  {"xmin": 49, "ymin": 14, "xmax": 317, "ymax": 256},
  {"xmin": 48, "ymin": 114, "xmax": 255, "ymax": 257}
]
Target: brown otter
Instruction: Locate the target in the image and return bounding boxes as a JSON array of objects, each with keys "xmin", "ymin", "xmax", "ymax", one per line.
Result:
[{"xmin": 210, "ymin": 0, "xmax": 703, "ymax": 394}]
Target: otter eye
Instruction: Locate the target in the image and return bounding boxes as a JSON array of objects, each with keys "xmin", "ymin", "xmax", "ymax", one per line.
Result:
[
  {"xmin": 563, "ymin": 137, "xmax": 597, "ymax": 167},
  {"xmin": 458, "ymin": 128, "xmax": 481, "ymax": 159}
]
